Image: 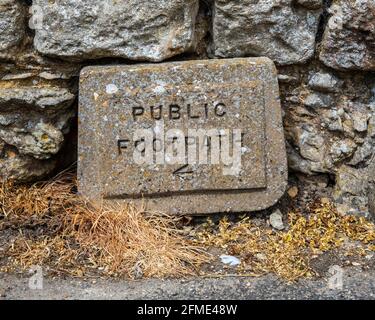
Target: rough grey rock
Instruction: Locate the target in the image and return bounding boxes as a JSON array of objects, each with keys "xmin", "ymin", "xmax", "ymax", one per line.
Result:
[
  {"xmin": 288, "ymin": 144, "xmax": 317, "ymax": 175},
  {"xmin": 278, "ymin": 74, "xmax": 299, "ymax": 83},
  {"xmin": 368, "ymin": 157, "xmax": 375, "ymax": 220},
  {"xmin": 0, "ymin": 146, "xmax": 56, "ymax": 182},
  {"xmin": 348, "ymin": 103, "xmax": 375, "ymax": 167},
  {"xmin": 0, "ymin": 0, "xmax": 25, "ymax": 57},
  {"xmin": 334, "ymin": 165, "xmax": 370, "ymax": 217},
  {"xmin": 296, "ymin": 0, "xmax": 323, "ymax": 10},
  {"xmin": 33, "ymin": 0, "xmax": 199, "ymax": 62},
  {"xmin": 304, "ymin": 93, "xmax": 334, "ymax": 108},
  {"xmin": 269, "ymin": 209, "xmax": 285, "ymax": 230},
  {"xmin": 283, "ymin": 65, "xmax": 375, "ymax": 205},
  {"xmin": 320, "ymin": 0, "xmax": 375, "ymax": 71},
  {"xmin": 0, "ymin": 122, "xmax": 64, "ymax": 160},
  {"xmin": 0, "ymin": 87, "xmax": 75, "ymax": 111},
  {"xmin": 307, "ymin": 72, "xmax": 342, "ymax": 93},
  {"xmin": 329, "ymin": 139, "xmax": 357, "ymax": 164},
  {"xmin": 324, "ymin": 109, "xmax": 345, "ymax": 132},
  {"xmin": 0, "ymin": 86, "xmax": 75, "ymax": 161},
  {"xmin": 295, "ymin": 124, "xmax": 325, "ymax": 163},
  {"xmin": 212, "ymin": 0, "xmax": 322, "ymax": 65},
  {"xmin": 351, "ymin": 110, "xmax": 370, "ymax": 133},
  {"xmin": 349, "ymin": 141, "xmax": 374, "ymax": 166},
  {"xmin": 370, "ymin": 189, "xmax": 375, "ymax": 220},
  {"xmin": 1, "ymin": 72, "xmax": 34, "ymax": 81}
]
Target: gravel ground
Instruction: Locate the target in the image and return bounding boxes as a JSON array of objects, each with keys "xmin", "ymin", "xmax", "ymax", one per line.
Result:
[{"xmin": 1, "ymin": 266, "xmax": 375, "ymax": 300}]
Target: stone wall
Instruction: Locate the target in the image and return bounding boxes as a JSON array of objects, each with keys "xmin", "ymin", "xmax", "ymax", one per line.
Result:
[{"xmin": 0, "ymin": 0, "xmax": 374, "ymax": 217}]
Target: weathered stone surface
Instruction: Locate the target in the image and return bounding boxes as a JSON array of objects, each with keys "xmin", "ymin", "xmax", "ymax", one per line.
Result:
[
  {"xmin": 320, "ymin": 0, "xmax": 375, "ymax": 71},
  {"xmin": 0, "ymin": 85, "xmax": 75, "ymax": 180},
  {"xmin": 212, "ymin": 0, "xmax": 322, "ymax": 65},
  {"xmin": 0, "ymin": 87, "xmax": 75, "ymax": 111},
  {"xmin": 307, "ymin": 72, "xmax": 342, "ymax": 93},
  {"xmin": 283, "ymin": 65, "xmax": 375, "ymax": 171},
  {"xmin": 303, "ymin": 92, "xmax": 334, "ymax": 108},
  {"xmin": 281, "ymin": 62, "xmax": 375, "ymax": 216},
  {"xmin": 78, "ymin": 58, "xmax": 287, "ymax": 214},
  {"xmin": 0, "ymin": 145, "xmax": 56, "ymax": 182},
  {"xmin": 334, "ymin": 165, "xmax": 370, "ymax": 217},
  {"xmin": 33, "ymin": 0, "xmax": 199, "ymax": 62},
  {"xmin": 369, "ymin": 158, "xmax": 375, "ymax": 220},
  {"xmin": 0, "ymin": 0, "xmax": 25, "ymax": 57}
]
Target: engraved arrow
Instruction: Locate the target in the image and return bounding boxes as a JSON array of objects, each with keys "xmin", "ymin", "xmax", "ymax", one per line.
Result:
[{"xmin": 173, "ymin": 164, "xmax": 194, "ymax": 176}]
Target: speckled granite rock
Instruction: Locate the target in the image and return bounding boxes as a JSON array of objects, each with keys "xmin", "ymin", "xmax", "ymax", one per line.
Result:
[
  {"xmin": 78, "ymin": 58, "xmax": 287, "ymax": 214},
  {"xmin": 212, "ymin": 0, "xmax": 322, "ymax": 65},
  {"xmin": 33, "ymin": 0, "xmax": 199, "ymax": 62},
  {"xmin": 0, "ymin": 0, "xmax": 25, "ymax": 59},
  {"xmin": 320, "ymin": 0, "xmax": 375, "ymax": 71}
]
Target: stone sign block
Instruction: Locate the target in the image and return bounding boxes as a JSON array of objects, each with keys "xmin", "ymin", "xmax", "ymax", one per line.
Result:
[{"xmin": 78, "ymin": 58, "xmax": 287, "ymax": 214}]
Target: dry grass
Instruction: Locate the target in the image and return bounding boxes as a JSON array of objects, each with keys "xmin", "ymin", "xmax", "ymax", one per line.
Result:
[
  {"xmin": 0, "ymin": 172, "xmax": 208, "ymax": 278},
  {"xmin": 194, "ymin": 200, "xmax": 375, "ymax": 281},
  {"xmin": 1, "ymin": 172, "xmax": 375, "ymax": 282}
]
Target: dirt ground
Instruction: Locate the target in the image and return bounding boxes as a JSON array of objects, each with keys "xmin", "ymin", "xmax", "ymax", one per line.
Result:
[{"xmin": 1, "ymin": 265, "xmax": 375, "ymax": 300}]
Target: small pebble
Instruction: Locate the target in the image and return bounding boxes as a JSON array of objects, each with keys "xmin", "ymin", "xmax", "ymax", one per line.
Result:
[
  {"xmin": 287, "ymin": 186, "xmax": 298, "ymax": 198},
  {"xmin": 269, "ymin": 210, "xmax": 285, "ymax": 231}
]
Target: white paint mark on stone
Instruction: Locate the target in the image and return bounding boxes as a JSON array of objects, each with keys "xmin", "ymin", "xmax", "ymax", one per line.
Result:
[
  {"xmin": 153, "ymin": 85, "xmax": 166, "ymax": 94},
  {"xmin": 106, "ymin": 84, "xmax": 119, "ymax": 94}
]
